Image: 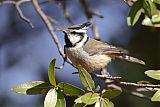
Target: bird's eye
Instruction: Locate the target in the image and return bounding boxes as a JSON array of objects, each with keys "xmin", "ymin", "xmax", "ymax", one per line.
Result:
[
  {"xmin": 70, "ymin": 31, "xmax": 84, "ymax": 36},
  {"xmin": 71, "ymin": 31, "xmax": 77, "ymax": 34}
]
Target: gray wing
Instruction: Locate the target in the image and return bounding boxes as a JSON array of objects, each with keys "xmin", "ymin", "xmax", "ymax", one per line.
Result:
[
  {"xmin": 83, "ymin": 38, "xmax": 145, "ymax": 65},
  {"xmin": 83, "ymin": 38, "xmax": 127, "ymax": 56}
]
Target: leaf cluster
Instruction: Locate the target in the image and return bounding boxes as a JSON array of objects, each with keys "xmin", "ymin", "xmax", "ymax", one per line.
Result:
[{"xmin": 127, "ymin": 0, "xmax": 160, "ymax": 27}]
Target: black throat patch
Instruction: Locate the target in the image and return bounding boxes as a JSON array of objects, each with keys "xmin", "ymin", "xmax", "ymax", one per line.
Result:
[{"xmin": 64, "ymin": 33, "xmax": 75, "ymax": 48}]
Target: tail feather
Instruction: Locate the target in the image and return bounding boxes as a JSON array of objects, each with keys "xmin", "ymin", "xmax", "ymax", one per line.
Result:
[{"xmin": 117, "ymin": 55, "xmax": 145, "ymax": 65}]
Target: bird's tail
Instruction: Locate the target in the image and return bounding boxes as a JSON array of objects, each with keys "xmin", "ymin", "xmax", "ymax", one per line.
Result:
[{"xmin": 117, "ymin": 55, "xmax": 145, "ymax": 65}]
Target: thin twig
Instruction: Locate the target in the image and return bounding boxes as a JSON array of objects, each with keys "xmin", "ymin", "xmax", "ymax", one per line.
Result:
[
  {"xmin": 61, "ymin": 0, "xmax": 73, "ymax": 24},
  {"xmin": 31, "ymin": 0, "xmax": 74, "ymax": 67},
  {"xmin": 95, "ymin": 74, "xmax": 121, "ymax": 79},
  {"xmin": 0, "ymin": 0, "xmax": 34, "ymax": 28},
  {"xmin": 79, "ymin": 0, "xmax": 100, "ymax": 40},
  {"xmin": 120, "ymin": 81, "xmax": 160, "ymax": 88},
  {"xmin": 72, "ymin": 71, "xmax": 121, "ymax": 80},
  {"xmin": 16, "ymin": 0, "xmax": 34, "ymax": 28},
  {"xmin": 47, "ymin": 16, "xmax": 59, "ymax": 24}
]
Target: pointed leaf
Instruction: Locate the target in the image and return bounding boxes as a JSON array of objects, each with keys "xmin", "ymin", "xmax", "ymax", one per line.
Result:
[
  {"xmin": 152, "ymin": 0, "xmax": 160, "ymax": 4},
  {"xmin": 44, "ymin": 88, "xmax": 57, "ymax": 107},
  {"xmin": 101, "ymin": 98, "xmax": 113, "ymax": 107},
  {"xmin": 127, "ymin": 0, "xmax": 143, "ymax": 26},
  {"xmin": 58, "ymin": 82, "xmax": 85, "ymax": 96},
  {"xmin": 78, "ymin": 67, "xmax": 95, "ymax": 91},
  {"xmin": 48, "ymin": 59, "xmax": 56, "ymax": 86},
  {"xmin": 56, "ymin": 90, "xmax": 66, "ymax": 107},
  {"xmin": 143, "ymin": 0, "xmax": 158, "ymax": 17},
  {"xmin": 151, "ymin": 90, "xmax": 160, "ymax": 101},
  {"xmin": 11, "ymin": 81, "xmax": 50, "ymax": 95},
  {"xmin": 94, "ymin": 101, "xmax": 100, "ymax": 107},
  {"xmin": 102, "ymin": 89, "xmax": 122, "ymax": 99},
  {"xmin": 145, "ymin": 70, "xmax": 160, "ymax": 80},
  {"xmin": 73, "ymin": 103, "xmax": 86, "ymax": 107},
  {"xmin": 95, "ymin": 85, "xmax": 100, "ymax": 92},
  {"xmin": 75, "ymin": 92, "xmax": 99, "ymax": 105},
  {"xmin": 142, "ymin": 15, "xmax": 160, "ymax": 27}
]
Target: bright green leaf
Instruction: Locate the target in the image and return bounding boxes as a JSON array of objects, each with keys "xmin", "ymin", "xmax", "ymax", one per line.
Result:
[
  {"xmin": 152, "ymin": 0, "xmax": 160, "ymax": 4},
  {"xmin": 143, "ymin": 0, "xmax": 158, "ymax": 17},
  {"xmin": 44, "ymin": 88, "xmax": 57, "ymax": 107},
  {"xmin": 151, "ymin": 90, "xmax": 160, "ymax": 101},
  {"xmin": 142, "ymin": 15, "xmax": 160, "ymax": 27},
  {"xmin": 48, "ymin": 59, "xmax": 56, "ymax": 86},
  {"xmin": 11, "ymin": 81, "xmax": 50, "ymax": 95},
  {"xmin": 151, "ymin": 14, "xmax": 160, "ymax": 24},
  {"xmin": 94, "ymin": 101, "xmax": 100, "ymax": 107},
  {"xmin": 56, "ymin": 90, "xmax": 66, "ymax": 107},
  {"xmin": 145, "ymin": 70, "xmax": 160, "ymax": 80},
  {"xmin": 58, "ymin": 82, "xmax": 85, "ymax": 96},
  {"xmin": 95, "ymin": 85, "xmax": 100, "ymax": 92},
  {"xmin": 78, "ymin": 67, "xmax": 95, "ymax": 91},
  {"xmin": 102, "ymin": 89, "xmax": 122, "ymax": 99},
  {"xmin": 101, "ymin": 98, "xmax": 113, "ymax": 107},
  {"xmin": 73, "ymin": 103, "xmax": 86, "ymax": 107},
  {"xmin": 109, "ymin": 101, "xmax": 114, "ymax": 107},
  {"xmin": 127, "ymin": 0, "xmax": 143, "ymax": 26},
  {"xmin": 75, "ymin": 92, "xmax": 99, "ymax": 105}
]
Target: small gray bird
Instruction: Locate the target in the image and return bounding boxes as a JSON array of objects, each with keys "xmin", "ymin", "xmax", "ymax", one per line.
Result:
[{"xmin": 63, "ymin": 22, "xmax": 145, "ymax": 71}]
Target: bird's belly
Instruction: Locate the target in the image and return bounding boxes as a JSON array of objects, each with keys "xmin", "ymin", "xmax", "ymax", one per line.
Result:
[{"xmin": 65, "ymin": 48, "xmax": 111, "ymax": 71}]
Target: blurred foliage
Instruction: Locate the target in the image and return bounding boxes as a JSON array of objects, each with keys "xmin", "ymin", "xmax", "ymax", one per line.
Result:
[{"xmin": 127, "ymin": 0, "xmax": 160, "ymax": 27}]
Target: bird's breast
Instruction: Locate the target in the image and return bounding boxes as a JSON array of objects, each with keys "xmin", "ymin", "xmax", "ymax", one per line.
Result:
[{"xmin": 65, "ymin": 47, "xmax": 111, "ymax": 71}]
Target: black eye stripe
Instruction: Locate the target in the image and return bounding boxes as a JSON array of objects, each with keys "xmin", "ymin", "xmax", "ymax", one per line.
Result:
[{"xmin": 70, "ymin": 31, "xmax": 84, "ymax": 35}]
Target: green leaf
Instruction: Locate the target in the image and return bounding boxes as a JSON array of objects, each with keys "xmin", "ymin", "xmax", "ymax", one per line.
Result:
[
  {"xmin": 102, "ymin": 89, "xmax": 122, "ymax": 99},
  {"xmin": 95, "ymin": 85, "xmax": 100, "ymax": 92},
  {"xmin": 151, "ymin": 14, "xmax": 160, "ymax": 24},
  {"xmin": 127, "ymin": 0, "xmax": 143, "ymax": 26},
  {"xmin": 11, "ymin": 81, "xmax": 50, "ymax": 95},
  {"xmin": 75, "ymin": 92, "xmax": 99, "ymax": 105},
  {"xmin": 56, "ymin": 90, "xmax": 66, "ymax": 107},
  {"xmin": 58, "ymin": 82, "xmax": 85, "ymax": 96},
  {"xmin": 151, "ymin": 90, "xmax": 160, "ymax": 101},
  {"xmin": 142, "ymin": 15, "xmax": 160, "ymax": 27},
  {"xmin": 94, "ymin": 101, "xmax": 100, "ymax": 107},
  {"xmin": 152, "ymin": 0, "xmax": 160, "ymax": 4},
  {"xmin": 48, "ymin": 59, "xmax": 56, "ymax": 86},
  {"xmin": 78, "ymin": 67, "xmax": 95, "ymax": 91},
  {"xmin": 73, "ymin": 103, "xmax": 86, "ymax": 107},
  {"xmin": 44, "ymin": 88, "xmax": 57, "ymax": 107},
  {"xmin": 101, "ymin": 98, "xmax": 113, "ymax": 107},
  {"xmin": 143, "ymin": 0, "xmax": 158, "ymax": 17},
  {"xmin": 145, "ymin": 70, "xmax": 160, "ymax": 80}
]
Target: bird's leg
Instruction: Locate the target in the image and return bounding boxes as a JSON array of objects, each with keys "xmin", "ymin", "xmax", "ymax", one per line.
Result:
[{"xmin": 55, "ymin": 56, "xmax": 67, "ymax": 69}]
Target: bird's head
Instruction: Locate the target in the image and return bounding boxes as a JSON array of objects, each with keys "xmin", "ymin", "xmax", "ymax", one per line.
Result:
[{"xmin": 63, "ymin": 22, "xmax": 91, "ymax": 48}]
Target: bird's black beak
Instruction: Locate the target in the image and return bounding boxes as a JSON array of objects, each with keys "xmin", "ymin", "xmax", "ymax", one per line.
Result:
[
  {"xmin": 62, "ymin": 30, "xmax": 67, "ymax": 35},
  {"xmin": 82, "ymin": 22, "xmax": 92, "ymax": 28}
]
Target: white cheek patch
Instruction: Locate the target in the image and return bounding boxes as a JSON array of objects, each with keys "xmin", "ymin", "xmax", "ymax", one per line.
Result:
[
  {"xmin": 68, "ymin": 34, "xmax": 81, "ymax": 45},
  {"xmin": 72, "ymin": 29, "xmax": 86, "ymax": 33}
]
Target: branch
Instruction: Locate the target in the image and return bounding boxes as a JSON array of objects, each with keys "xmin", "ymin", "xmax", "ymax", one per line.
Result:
[
  {"xmin": 119, "ymin": 81, "xmax": 160, "ymax": 88},
  {"xmin": 79, "ymin": 0, "xmax": 101, "ymax": 40},
  {"xmin": 0, "ymin": 0, "xmax": 34, "ymax": 28},
  {"xmin": 61, "ymin": 0, "xmax": 73, "ymax": 24},
  {"xmin": 31, "ymin": 0, "xmax": 74, "ymax": 67}
]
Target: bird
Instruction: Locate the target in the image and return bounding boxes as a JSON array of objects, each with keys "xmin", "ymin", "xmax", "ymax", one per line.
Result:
[{"xmin": 62, "ymin": 22, "xmax": 145, "ymax": 71}]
